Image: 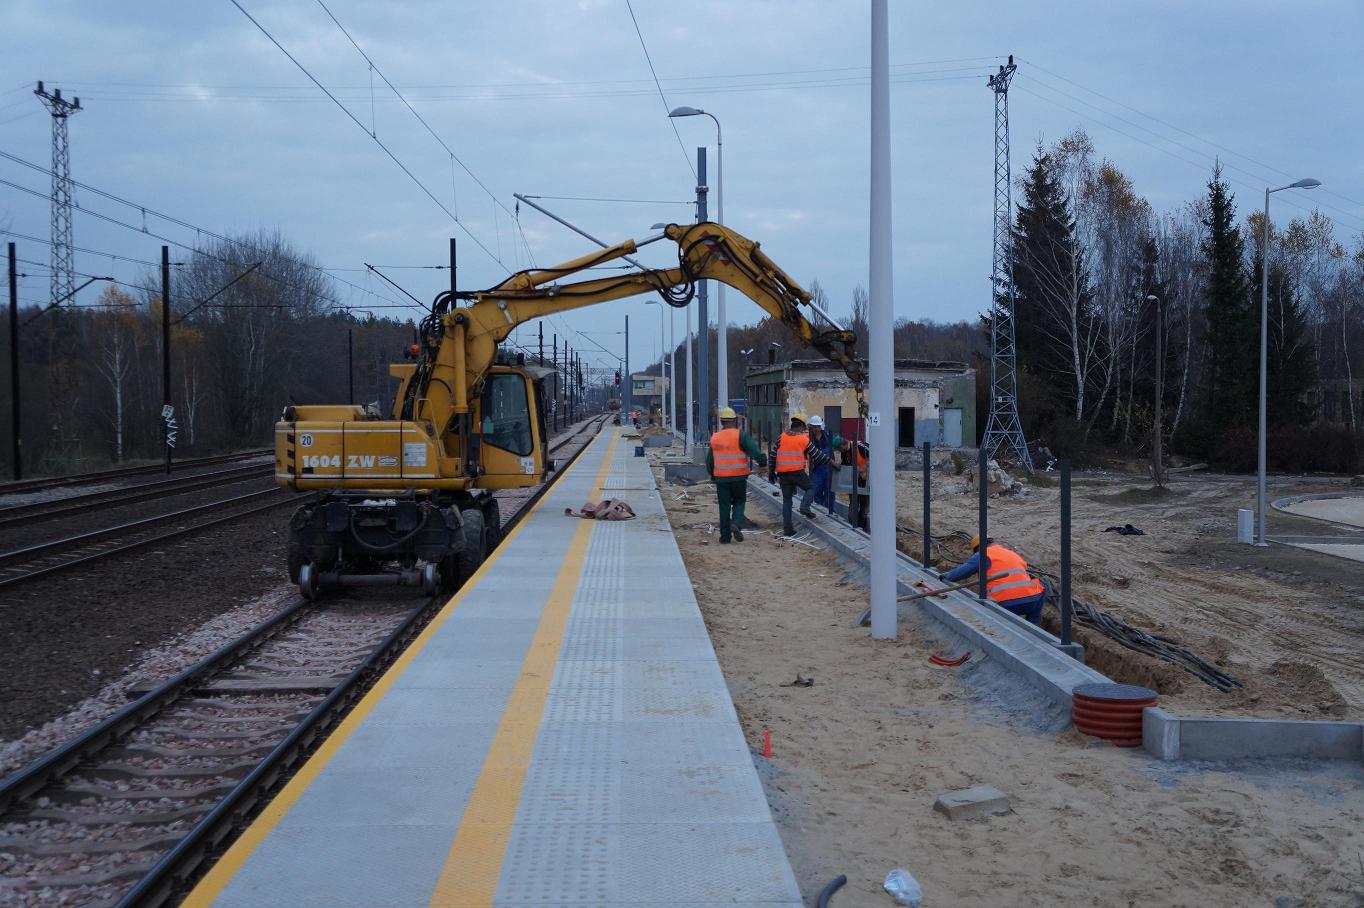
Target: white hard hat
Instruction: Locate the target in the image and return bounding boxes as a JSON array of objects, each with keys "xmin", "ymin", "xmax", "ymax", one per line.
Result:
[{"xmin": 808, "ymin": 415, "xmax": 824, "ymax": 427}]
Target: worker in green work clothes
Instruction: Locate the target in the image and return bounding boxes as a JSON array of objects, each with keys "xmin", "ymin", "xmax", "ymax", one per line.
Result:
[{"xmin": 707, "ymin": 407, "xmax": 766, "ymax": 544}]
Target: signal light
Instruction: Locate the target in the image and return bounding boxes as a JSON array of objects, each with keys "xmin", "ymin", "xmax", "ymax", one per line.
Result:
[{"xmin": 614, "ymin": 370, "xmax": 621, "ymax": 386}]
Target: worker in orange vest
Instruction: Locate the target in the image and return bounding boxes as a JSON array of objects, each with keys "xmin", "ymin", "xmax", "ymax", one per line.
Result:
[
  {"xmin": 837, "ymin": 438, "xmax": 870, "ymax": 531},
  {"xmin": 772, "ymin": 413, "xmax": 812, "ymax": 536},
  {"xmin": 706, "ymin": 407, "xmax": 766, "ymax": 544},
  {"xmin": 942, "ymin": 535, "xmax": 1047, "ymax": 624}
]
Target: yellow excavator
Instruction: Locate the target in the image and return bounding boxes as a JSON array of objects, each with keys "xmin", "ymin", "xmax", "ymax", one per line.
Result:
[{"xmin": 277, "ymin": 222, "xmax": 862, "ymax": 598}]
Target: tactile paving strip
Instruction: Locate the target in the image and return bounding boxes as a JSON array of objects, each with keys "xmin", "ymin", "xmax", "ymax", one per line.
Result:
[{"xmin": 495, "ymin": 441, "xmax": 801, "ymax": 906}]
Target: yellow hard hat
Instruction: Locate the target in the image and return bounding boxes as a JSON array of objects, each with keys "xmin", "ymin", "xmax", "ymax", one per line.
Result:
[
  {"xmin": 790, "ymin": 412, "xmax": 809, "ymax": 426},
  {"xmin": 718, "ymin": 406, "xmax": 737, "ymax": 420},
  {"xmin": 969, "ymin": 534, "xmax": 992, "ymax": 552}
]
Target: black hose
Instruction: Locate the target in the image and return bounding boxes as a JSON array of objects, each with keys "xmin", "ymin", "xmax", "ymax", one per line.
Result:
[{"xmin": 817, "ymin": 874, "xmax": 847, "ymax": 907}]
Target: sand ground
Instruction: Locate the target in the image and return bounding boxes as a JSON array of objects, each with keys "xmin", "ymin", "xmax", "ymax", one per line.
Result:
[
  {"xmin": 891, "ymin": 467, "xmax": 1364, "ymax": 720},
  {"xmin": 653, "ymin": 463, "xmax": 1364, "ymax": 907}
]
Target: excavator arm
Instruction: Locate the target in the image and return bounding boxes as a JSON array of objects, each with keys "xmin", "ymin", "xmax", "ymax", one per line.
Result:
[{"xmin": 403, "ymin": 222, "xmax": 863, "ymax": 433}]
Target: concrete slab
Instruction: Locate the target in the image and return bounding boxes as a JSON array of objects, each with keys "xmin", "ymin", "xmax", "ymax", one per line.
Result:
[
  {"xmin": 1279, "ymin": 494, "xmax": 1364, "ymax": 529},
  {"xmin": 933, "ymin": 785, "xmax": 1011, "ymax": 820}
]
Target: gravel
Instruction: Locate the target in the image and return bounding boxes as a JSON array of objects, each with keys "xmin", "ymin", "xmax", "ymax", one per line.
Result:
[{"xmin": 0, "ymin": 580, "xmax": 296, "ymax": 775}]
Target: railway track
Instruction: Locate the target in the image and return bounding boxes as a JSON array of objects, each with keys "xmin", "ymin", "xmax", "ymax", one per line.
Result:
[
  {"xmin": 0, "ymin": 414, "xmax": 606, "ymax": 907},
  {"xmin": 0, "ymin": 489, "xmax": 294, "ymax": 591},
  {"xmin": 0, "ymin": 451, "xmax": 271, "ymax": 498},
  {"xmin": 0, "ymin": 464, "xmax": 274, "ymax": 530}
]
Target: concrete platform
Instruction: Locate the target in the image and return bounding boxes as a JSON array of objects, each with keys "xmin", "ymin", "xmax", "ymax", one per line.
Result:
[{"xmin": 185, "ymin": 427, "xmax": 800, "ymax": 908}]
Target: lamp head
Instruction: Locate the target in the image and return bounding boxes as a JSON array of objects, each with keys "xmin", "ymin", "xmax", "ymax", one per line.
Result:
[
  {"xmin": 1290, "ymin": 178, "xmax": 1322, "ymax": 189},
  {"xmin": 650, "ymin": 222, "xmax": 667, "ymax": 229},
  {"xmin": 668, "ymin": 106, "xmax": 703, "ymax": 118}
]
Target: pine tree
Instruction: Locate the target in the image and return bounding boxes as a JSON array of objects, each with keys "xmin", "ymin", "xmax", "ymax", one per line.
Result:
[
  {"xmin": 1200, "ymin": 166, "xmax": 1256, "ymax": 429},
  {"xmin": 1007, "ymin": 148, "xmax": 1095, "ymax": 416}
]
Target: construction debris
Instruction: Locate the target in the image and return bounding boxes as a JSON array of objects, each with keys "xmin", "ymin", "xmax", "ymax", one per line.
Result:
[{"xmin": 965, "ymin": 459, "xmax": 1023, "ymax": 496}]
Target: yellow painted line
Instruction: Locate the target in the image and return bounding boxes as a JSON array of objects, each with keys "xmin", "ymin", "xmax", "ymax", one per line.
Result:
[
  {"xmin": 182, "ymin": 427, "xmax": 615, "ymax": 907},
  {"xmin": 427, "ymin": 431, "xmax": 619, "ymax": 906}
]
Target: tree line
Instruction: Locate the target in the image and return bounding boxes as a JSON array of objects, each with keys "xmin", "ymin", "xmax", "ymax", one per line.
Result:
[
  {"xmin": 1, "ymin": 231, "xmax": 421, "ymax": 476},
  {"xmin": 1003, "ymin": 128, "xmax": 1363, "ymax": 471}
]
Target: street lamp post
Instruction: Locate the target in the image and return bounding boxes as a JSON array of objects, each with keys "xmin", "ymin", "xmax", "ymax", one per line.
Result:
[
  {"xmin": 669, "ymin": 105, "xmax": 727, "ymax": 411},
  {"xmin": 1257, "ymin": 177, "xmax": 1321, "ymax": 546}
]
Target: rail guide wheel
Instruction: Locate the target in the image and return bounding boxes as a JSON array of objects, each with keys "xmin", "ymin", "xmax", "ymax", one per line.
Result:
[
  {"xmin": 421, "ymin": 562, "xmax": 439, "ymax": 596},
  {"xmin": 298, "ymin": 562, "xmax": 320, "ymax": 601}
]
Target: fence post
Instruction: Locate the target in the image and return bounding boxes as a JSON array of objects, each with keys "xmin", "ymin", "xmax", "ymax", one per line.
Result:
[
  {"xmin": 1060, "ymin": 459, "xmax": 1073, "ymax": 646},
  {"xmin": 977, "ymin": 446, "xmax": 988, "ymax": 601},
  {"xmin": 922, "ymin": 440, "xmax": 931, "ymax": 568}
]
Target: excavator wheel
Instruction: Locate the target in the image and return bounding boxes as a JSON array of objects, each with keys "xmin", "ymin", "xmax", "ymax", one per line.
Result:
[
  {"xmin": 287, "ymin": 545, "xmax": 305, "ymax": 585},
  {"xmin": 453, "ymin": 508, "xmax": 488, "ymax": 585},
  {"xmin": 483, "ymin": 499, "xmax": 502, "ymax": 549}
]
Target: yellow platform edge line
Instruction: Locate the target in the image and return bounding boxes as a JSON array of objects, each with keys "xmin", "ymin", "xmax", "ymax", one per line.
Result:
[
  {"xmin": 183, "ymin": 426, "xmax": 615, "ymax": 907},
  {"xmin": 427, "ymin": 431, "xmax": 620, "ymax": 906}
]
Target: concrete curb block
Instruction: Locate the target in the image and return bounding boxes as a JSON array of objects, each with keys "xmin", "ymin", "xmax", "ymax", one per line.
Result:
[
  {"xmin": 741, "ymin": 474, "xmax": 1364, "ymax": 765},
  {"xmin": 1144, "ymin": 707, "xmax": 1364, "ymax": 762},
  {"xmin": 743, "ymin": 475, "xmax": 1109, "ymax": 713}
]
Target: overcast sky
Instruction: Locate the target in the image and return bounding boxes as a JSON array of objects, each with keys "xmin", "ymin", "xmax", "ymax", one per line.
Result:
[{"xmin": 4, "ymin": 0, "xmax": 1362, "ymax": 373}]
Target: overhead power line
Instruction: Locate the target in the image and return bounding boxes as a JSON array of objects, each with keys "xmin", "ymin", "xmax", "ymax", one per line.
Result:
[
  {"xmin": 0, "ymin": 149, "xmax": 415, "ymax": 309},
  {"xmin": 53, "ymin": 57, "xmax": 1007, "ymax": 95},
  {"xmin": 226, "ymin": 0, "xmax": 507, "ymax": 269},
  {"xmin": 1016, "ymin": 75, "xmax": 1364, "ymax": 230},
  {"xmin": 66, "ymin": 70, "xmax": 991, "ymax": 104},
  {"xmin": 1014, "ymin": 84, "xmax": 1364, "ymax": 232},
  {"xmin": 312, "ymin": 0, "xmax": 529, "ymax": 264},
  {"xmin": 1016, "ymin": 57, "xmax": 1364, "ymax": 213},
  {"xmin": 623, "ymin": 0, "xmax": 696, "ymax": 181}
]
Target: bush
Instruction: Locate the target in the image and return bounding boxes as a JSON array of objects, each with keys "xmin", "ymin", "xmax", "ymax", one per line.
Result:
[
  {"xmin": 1200, "ymin": 423, "xmax": 1364, "ymax": 474},
  {"xmin": 1269, "ymin": 425, "xmax": 1364, "ymax": 473}
]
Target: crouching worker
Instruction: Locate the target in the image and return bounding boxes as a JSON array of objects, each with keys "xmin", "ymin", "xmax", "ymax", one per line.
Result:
[
  {"xmin": 707, "ymin": 407, "xmax": 766, "ymax": 544},
  {"xmin": 942, "ymin": 535, "xmax": 1046, "ymax": 624}
]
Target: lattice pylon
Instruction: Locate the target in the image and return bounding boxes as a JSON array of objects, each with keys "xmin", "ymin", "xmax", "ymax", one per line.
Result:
[
  {"xmin": 979, "ymin": 57, "xmax": 1033, "ymax": 471},
  {"xmin": 34, "ymin": 82, "xmax": 82, "ymax": 311}
]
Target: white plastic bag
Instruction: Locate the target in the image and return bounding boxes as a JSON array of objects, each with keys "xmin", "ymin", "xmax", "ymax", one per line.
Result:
[{"xmin": 883, "ymin": 868, "xmax": 923, "ymax": 907}]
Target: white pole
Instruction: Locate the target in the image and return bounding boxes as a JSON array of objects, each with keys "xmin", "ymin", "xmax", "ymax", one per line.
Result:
[
  {"xmin": 685, "ymin": 302, "xmax": 694, "ymax": 455},
  {"xmin": 713, "ymin": 116, "xmax": 728, "ymax": 411},
  {"xmin": 1256, "ymin": 186, "xmax": 1270, "ymax": 547},
  {"xmin": 868, "ymin": 0, "xmax": 897, "ymax": 639},
  {"xmin": 669, "ymin": 306, "xmax": 676, "ymax": 433}
]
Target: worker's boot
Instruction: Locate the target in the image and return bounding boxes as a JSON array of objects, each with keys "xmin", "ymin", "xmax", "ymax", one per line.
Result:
[{"xmin": 732, "ymin": 528, "xmax": 744, "ymax": 542}]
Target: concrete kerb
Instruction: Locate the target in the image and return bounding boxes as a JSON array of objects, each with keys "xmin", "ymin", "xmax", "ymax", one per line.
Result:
[
  {"xmin": 742, "ymin": 473, "xmax": 1109, "ymax": 714},
  {"xmin": 738, "ymin": 474, "xmax": 1364, "ymax": 765},
  {"xmin": 1144, "ymin": 708, "xmax": 1363, "ymax": 762}
]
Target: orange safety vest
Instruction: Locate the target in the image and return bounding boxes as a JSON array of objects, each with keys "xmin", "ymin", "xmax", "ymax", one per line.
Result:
[
  {"xmin": 776, "ymin": 432, "xmax": 808, "ymax": 474},
  {"xmin": 983, "ymin": 544, "xmax": 1045, "ymax": 603},
  {"xmin": 710, "ymin": 428, "xmax": 750, "ymax": 478}
]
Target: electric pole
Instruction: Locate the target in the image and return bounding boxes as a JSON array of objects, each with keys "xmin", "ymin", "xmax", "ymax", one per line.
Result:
[
  {"xmin": 979, "ymin": 56, "xmax": 1033, "ymax": 471},
  {"xmin": 695, "ymin": 147, "xmax": 711, "ymax": 436},
  {"xmin": 34, "ymin": 82, "xmax": 82, "ymax": 313},
  {"xmin": 7, "ymin": 243, "xmax": 19, "ymax": 480}
]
